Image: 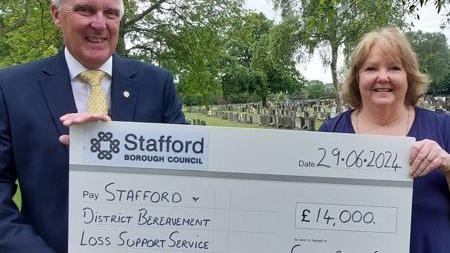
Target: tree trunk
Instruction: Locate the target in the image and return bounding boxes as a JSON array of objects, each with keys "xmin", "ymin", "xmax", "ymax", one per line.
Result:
[
  {"xmin": 330, "ymin": 43, "xmax": 342, "ymax": 113},
  {"xmin": 262, "ymin": 95, "xmax": 267, "ymax": 107},
  {"xmin": 116, "ymin": 22, "xmax": 127, "ymax": 57}
]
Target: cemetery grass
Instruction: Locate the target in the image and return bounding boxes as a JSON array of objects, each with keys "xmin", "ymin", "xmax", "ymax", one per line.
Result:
[
  {"xmin": 13, "ymin": 183, "xmax": 21, "ymax": 210},
  {"xmin": 186, "ymin": 112, "xmax": 324, "ymax": 130},
  {"xmin": 184, "ymin": 112, "xmax": 261, "ymax": 128}
]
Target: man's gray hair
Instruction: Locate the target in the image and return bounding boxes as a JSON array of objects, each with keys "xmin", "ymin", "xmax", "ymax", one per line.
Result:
[
  {"xmin": 52, "ymin": 0, "xmax": 62, "ymax": 7},
  {"xmin": 51, "ymin": 0, "xmax": 124, "ymax": 17}
]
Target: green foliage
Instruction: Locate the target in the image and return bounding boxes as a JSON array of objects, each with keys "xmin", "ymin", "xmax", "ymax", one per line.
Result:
[
  {"xmin": 222, "ymin": 12, "xmax": 304, "ymax": 106},
  {"xmin": 120, "ymin": 0, "xmax": 242, "ymax": 59},
  {"xmin": 224, "ymin": 12, "xmax": 273, "ymax": 69},
  {"xmin": 406, "ymin": 31, "xmax": 450, "ymax": 95},
  {"xmin": 306, "ymin": 80, "xmax": 327, "ymax": 99},
  {"xmin": 221, "ymin": 12, "xmax": 271, "ymax": 105},
  {"xmin": 305, "ymin": 80, "xmax": 336, "ymax": 99},
  {"xmin": 222, "ymin": 65, "xmax": 262, "ymax": 103},
  {"xmin": 0, "ymin": 0, "xmax": 60, "ymax": 67},
  {"xmin": 161, "ymin": 25, "xmax": 225, "ymax": 105}
]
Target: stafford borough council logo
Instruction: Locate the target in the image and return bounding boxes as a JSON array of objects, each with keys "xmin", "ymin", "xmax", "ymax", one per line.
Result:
[{"xmin": 90, "ymin": 132, "xmax": 120, "ymax": 160}]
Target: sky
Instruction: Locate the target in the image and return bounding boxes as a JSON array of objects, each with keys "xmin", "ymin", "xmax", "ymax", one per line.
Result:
[{"xmin": 244, "ymin": 0, "xmax": 450, "ymax": 83}]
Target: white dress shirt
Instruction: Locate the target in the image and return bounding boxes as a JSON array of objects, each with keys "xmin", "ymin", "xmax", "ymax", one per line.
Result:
[{"xmin": 64, "ymin": 48, "xmax": 113, "ymax": 113}]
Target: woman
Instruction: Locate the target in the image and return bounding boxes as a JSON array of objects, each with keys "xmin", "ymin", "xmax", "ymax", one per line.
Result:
[{"xmin": 320, "ymin": 27, "xmax": 450, "ymax": 253}]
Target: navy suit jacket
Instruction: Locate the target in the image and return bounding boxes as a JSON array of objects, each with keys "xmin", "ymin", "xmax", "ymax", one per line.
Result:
[{"xmin": 0, "ymin": 51, "xmax": 186, "ymax": 253}]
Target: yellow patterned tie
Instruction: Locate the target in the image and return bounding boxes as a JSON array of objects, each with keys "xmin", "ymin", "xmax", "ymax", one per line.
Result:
[{"xmin": 78, "ymin": 70, "xmax": 108, "ymax": 114}]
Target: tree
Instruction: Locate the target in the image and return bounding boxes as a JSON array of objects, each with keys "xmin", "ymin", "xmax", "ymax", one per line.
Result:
[
  {"xmin": 407, "ymin": 0, "xmax": 450, "ymax": 17},
  {"xmin": 221, "ymin": 12, "xmax": 303, "ymax": 106},
  {"xmin": 221, "ymin": 66, "xmax": 268, "ymax": 104},
  {"xmin": 0, "ymin": 0, "xmax": 33, "ymax": 36},
  {"xmin": 167, "ymin": 25, "xmax": 225, "ymax": 105},
  {"xmin": 247, "ymin": 14, "xmax": 304, "ymax": 106},
  {"xmin": 220, "ymin": 12, "xmax": 272, "ymax": 104},
  {"xmin": 257, "ymin": 15, "xmax": 304, "ymax": 98},
  {"xmin": 0, "ymin": 0, "xmax": 60, "ymax": 67},
  {"xmin": 407, "ymin": 31, "xmax": 450, "ymax": 95},
  {"xmin": 305, "ymin": 80, "xmax": 327, "ymax": 99},
  {"xmin": 271, "ymin": 0, "xmax": 409, "ymax": 111},
  {"xmin": 118, "ymin": 0, "xmax": 242, "ymax": 59}
]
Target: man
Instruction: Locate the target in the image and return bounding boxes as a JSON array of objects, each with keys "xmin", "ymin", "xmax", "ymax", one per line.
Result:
[{"xmin": 0, "ymin": 0, "xmax": 186, "ymax": 252}]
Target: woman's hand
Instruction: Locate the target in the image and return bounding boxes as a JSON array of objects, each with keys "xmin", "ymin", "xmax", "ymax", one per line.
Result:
[{"xmin": 409, "ymin": 139, "xmax": 450, "ymax": 178}]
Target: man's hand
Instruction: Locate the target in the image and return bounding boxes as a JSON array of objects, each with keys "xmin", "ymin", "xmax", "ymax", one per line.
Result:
[{"xmin": 59, "ymin": 112, "xmax": 111, "ymax": 146}]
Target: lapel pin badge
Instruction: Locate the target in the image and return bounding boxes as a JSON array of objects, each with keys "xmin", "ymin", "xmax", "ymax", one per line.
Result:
[{"xmin": 123, "ymin": 91, "xmax": 130, "ymax": 98}]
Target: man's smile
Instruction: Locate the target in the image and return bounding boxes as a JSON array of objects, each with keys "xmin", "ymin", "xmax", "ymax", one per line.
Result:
[{"xmin": 86, "ymin": 36, "xmax": 107, "ymax": 43}]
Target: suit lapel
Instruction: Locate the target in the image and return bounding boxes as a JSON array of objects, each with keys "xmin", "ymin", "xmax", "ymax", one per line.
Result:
[
  {"xmin": 110, "ymin": 54, "xmax": 140, "ymax": 121},
  {"xmin": 39, "ymin": 52, "xmax": 77, "ymax": 136}
]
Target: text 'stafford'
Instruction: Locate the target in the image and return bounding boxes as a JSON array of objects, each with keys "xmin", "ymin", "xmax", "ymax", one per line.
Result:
[
  {"xmin": 124, "ymin": 134, "xmax": 205, "ymax": 154},
  {"xmin": 87, "ymin": 131, "xmax": 208, "ymax": 168}
]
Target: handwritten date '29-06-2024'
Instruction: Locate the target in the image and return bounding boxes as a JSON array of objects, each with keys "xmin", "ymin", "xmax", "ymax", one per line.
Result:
[{"xmin": 299, "ymin": 148, "xmax": 402, "ymax": 171}]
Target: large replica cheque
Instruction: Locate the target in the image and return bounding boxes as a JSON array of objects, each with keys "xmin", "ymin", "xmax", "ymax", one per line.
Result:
[{"xmin": 69, "ymin": 122, "xmax": 414, "ymax": 253}]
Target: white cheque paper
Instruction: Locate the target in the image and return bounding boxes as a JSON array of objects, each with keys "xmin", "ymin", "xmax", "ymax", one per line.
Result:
[{"xmin": 69, "ymin": 122, "xmax": 414, "ymax": 253}]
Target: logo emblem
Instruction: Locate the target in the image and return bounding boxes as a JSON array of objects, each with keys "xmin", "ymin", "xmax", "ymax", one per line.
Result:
[{"xmin": 90, "ymin": 132, "xmax": 120, "ymax": 160}]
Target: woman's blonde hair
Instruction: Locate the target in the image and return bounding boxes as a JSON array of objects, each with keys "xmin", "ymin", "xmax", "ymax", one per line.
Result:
[{"xmin": 342, "ymin": 27, "xmax": 430, "ymax": 108}]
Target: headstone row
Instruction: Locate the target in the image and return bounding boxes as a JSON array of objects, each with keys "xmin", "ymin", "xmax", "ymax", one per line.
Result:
[{"xmin": 185, "ymin": 96, "xmax": 449, "ymax": 131}]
